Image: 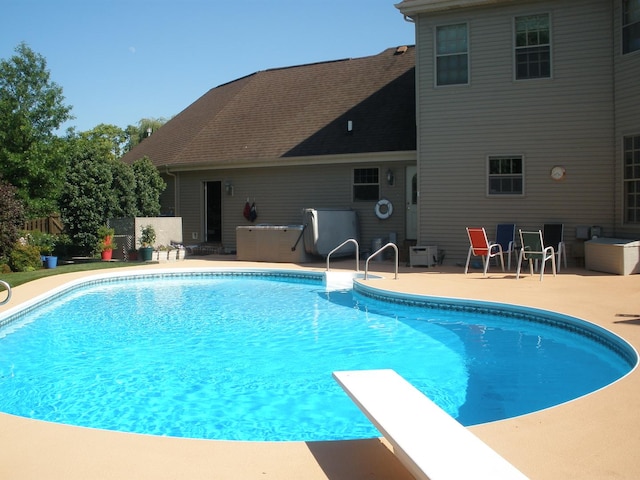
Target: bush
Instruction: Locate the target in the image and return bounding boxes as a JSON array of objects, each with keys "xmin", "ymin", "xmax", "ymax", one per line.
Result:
[
  {"xmin": 0, "ymin": 261, "xmax": 11, "ymax": 274},
  {"xmin": 0, "ymin": 177, "xmax": 26, "ymax": 261},
  {"xmin": 25, "ymin": 231, "xmax": 57, "ymax": 255},
  {"xmin": 9, "ymin": 243, "xmax": 42, "ymax": 272}
]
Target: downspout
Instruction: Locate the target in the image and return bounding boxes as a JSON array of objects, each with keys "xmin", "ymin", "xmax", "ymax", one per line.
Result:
[{"xmin": 165, "ymin": 166, "xmax": 178, "ymax": 216}]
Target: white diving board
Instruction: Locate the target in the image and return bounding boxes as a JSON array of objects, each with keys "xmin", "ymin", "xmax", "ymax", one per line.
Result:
[{"xmin": 333, "ymin": 369, "xmax": 529, "ymax": 480}]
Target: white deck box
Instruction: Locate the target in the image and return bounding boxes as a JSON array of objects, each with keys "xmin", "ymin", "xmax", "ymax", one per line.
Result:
[
  {"xmin": 410, "ymin": 246, "xmax": 438, "ymax": 267},
  {"xmin": 585, "ymin": 238, "xmax": 640, "ymax": 275}
]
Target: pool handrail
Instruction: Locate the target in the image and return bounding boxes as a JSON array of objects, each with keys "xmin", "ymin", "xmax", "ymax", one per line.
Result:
[
  {"xmin": 326, "ymin": 238, "xmax": 360, "ymax": 272},
  {"xmin": 365, "ymin": 242, "xmax": 398, "ymax": 280},
  {"xmin": 0, "ymin": 280, "xmax": 11, "ymax": 306}
]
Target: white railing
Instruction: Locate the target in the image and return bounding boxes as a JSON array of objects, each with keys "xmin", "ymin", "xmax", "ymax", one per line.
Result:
[
  {"xmin": 0, "ymin": 280, "xmax": 11, "ymax": 306},
  {"xmin": 326, "ymin": 239, "xmax": 360, "ymax": 272},
  {"xmin": 365, "ymin": 242, "xmax": 398, "ymax": 279}
]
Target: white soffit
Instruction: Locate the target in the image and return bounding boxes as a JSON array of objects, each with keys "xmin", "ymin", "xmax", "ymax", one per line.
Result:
[{"xmin": 396, "ymin": 0, "xmax": 510, "ymax": 16}]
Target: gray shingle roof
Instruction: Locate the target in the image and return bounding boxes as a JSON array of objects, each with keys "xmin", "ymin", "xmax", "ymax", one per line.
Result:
[{"xmin": 121, "ymin": 46, "xmax": 415, "ymax": 169}]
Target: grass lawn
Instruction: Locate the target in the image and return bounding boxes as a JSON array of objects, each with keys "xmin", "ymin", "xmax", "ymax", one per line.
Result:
[{"xmin": 0, "ymin": 261, "xmax": 142, "ymax": 288}]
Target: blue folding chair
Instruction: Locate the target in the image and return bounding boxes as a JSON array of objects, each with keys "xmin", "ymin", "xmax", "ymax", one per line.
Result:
[
  {"xmin": 543, "ymin": 223, "xmax": 567, "ymax": 272},
  {"xmin": 495, "ymin": 224, "xmax": 516, "ymax": 270}
]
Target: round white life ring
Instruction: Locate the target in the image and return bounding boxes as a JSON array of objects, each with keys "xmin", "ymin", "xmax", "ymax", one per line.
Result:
[{"xmin": 375, "ymin": 199, "xmax": 393, "ymax": 220}]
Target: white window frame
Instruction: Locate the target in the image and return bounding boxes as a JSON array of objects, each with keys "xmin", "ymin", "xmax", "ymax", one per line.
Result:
[
  {"xmin": 623, "ymin": 135, "xmax": 640, "ymax": 223},
  {"xmin": 623, "ymin": 0, "xmax": 640, "ymax": 55},
  {"xmin": 353, "ymin": 167, "xmax": 380, "ymax": 202},
  {"xmin": 487, "ymin": 155, "xmax": 525, "ymax": 196},
  {"xmin": 435, "ymin": 22, "xmax": 469, "ymax": 87},
  {"xmin": 514, "ymin": 13, "xmax": 552, "ymax": 80}
]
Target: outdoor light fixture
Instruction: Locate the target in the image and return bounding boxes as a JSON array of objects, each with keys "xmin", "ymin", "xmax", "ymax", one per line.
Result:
[
  {"xmin": 225, "ymin": 181, "xmax": 234, "ymax": 195},
  {"xmin": 386, "ymin": 168, "xmax": 394, "ymax": 186}
]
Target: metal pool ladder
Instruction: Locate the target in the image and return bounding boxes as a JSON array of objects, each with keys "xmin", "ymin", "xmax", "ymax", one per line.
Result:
[
  {"xmin": 0, "ymin": 280, "xmax": 11, "ymax": 306},
  {"xmin": 326, "ymin": 239, "xmax": 399, "ymax": 280},
  {"xmin": 326, "ymin": 239, "xmax": 360, "ymax": 272},
  {"xmin": 365, "ymin": 243, "xmax": 399, "ymax": 280}
]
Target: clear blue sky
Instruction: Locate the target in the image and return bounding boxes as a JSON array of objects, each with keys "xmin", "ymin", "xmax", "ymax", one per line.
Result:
[{"xmin": 3, "ymin": 0, "xmax": 415, "ymax": 133}]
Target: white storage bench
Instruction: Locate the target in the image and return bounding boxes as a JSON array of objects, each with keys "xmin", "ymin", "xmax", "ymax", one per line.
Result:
[
  {"xmin": 585, "ymin": 238, "xmax": 640, "ymax": 275},
  {"xmin": 409, "ymin": 245, "xmax": 438, "ymax": 267}
]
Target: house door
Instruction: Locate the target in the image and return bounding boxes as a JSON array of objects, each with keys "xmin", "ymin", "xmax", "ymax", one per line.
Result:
[
  {"xmin": 205, "ymin": 181, "xmax": 222, "ymax": 243},
  {"xmin": 406, "ymin": 166, "xmax": 417, "ymax": 240}
]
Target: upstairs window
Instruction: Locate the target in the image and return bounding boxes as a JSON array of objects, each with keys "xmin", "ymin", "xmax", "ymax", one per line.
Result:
[
  {"xmin": 624, "ymin": 135, "xmax": 640, "ymax": 223},
  {"xmin": 515, "ymin": 14, "xmax": 551, "ymax": 79},
  {"xmin": 353, "ymin": 168, "xmax": 379, "ymax": 201},
  {"xmin": 623, "ymin": 0, "xmax": 640, "ymax": 54},
  {"xmin": 488, "ymin": 156, "xmax": 524, "ymax": 196},
  {"xmin": 436, "ymin": 23, "xmax": 469, "ymax": 86}
]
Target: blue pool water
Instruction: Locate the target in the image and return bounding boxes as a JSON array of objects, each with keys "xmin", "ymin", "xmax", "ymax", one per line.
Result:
[{"xmin": 0, "ymin": 271, "xmax": 634, "ymax": 442}]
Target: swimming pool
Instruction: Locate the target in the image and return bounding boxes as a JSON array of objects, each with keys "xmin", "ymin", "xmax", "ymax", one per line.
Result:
[{"xmin": 0, "ymin": 268, "xmax": 635, "ymax": 442}]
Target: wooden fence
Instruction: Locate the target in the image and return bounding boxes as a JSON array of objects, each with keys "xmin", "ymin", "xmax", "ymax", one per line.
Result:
[{"xmin": 24, "ymin": 214, "xmax": 64, "ymax": 235}]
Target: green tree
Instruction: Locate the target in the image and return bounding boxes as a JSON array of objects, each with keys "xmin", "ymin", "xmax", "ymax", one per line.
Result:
[
  {"xmin": 0, "ymin": 43, "xmax": 73, "ymax": 216},
  {"xmin": 59, "ymin": 140, "xmax": 116, "ymax": 254},
  {"xmin": 80, "ymin": 123, "xmax": 128, "ymax": 160},
  {"xmin": 0, "ymin": 176, "xmax": 26, "ymax": 261},
  {"xmin": 125, "ymin": 117, "xmax": 167, "ymax": 152},
  {"xmin": 109, "ymin": 159, "xmax": 137, "ymax": 218},
  {"xmin": 132, "ymin": 156, "xmax": 166, "ymax": 216},
  {"xmin": 60, "ymin": 127, "xmax": 166, "ymax": 254},
  {"xmin": 77, "ymin": 124, "xmax": 138, "ymax": 218}
]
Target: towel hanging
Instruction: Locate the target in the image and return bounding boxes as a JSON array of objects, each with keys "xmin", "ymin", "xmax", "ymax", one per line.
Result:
[{"xmin": 243, "ymin": 201, "xmax": 251, "ymax": 221}]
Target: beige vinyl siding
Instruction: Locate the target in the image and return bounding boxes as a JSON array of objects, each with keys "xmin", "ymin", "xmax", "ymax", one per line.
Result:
[
  {"xmin": 614, "ymin": 0, "xmax": 640, "ymax": 237},
  {"xmin": 159, "ymin": 174, "xmax": 176, "ymax": 216},
  {"xmin": 174, "ymin": 162, "xmax": 410, "ymax": 254},
  {"xmin": 414, "ymin": 0, "xmax": 616, "ymax": 265},
  {"xmin": 177, "ymin": 172, "xmax": 203, "ymax": 243}
]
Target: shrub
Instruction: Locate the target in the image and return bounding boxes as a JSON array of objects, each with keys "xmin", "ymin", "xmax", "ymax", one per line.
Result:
[
  {"xmin": 25, "ymin": 231, "xmax": 57, "ymax": 255},
  {"xmin": 9, "ymin": 243, "xmax": 42, "ymax": 272},
  {"xmin": 0, "ymin": 177, "xmax": 26, "ymax": 261}
]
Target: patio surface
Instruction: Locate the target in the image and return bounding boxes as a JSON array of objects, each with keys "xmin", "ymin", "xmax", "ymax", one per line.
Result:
[{"xmin": 1, "ymin": 257, "xmax": 639, "ymax": 479}]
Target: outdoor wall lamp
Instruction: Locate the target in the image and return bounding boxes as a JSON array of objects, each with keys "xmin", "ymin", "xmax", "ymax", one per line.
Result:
[
  {"xmin": 386, "ymin": 168, "xmax": 394, "ymax": 186},
  {"xmin": 225, "ymin": 181, "xmax": 234, "ymax": 196}
]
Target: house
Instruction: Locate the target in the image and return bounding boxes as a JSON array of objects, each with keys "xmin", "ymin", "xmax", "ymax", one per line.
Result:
[
  {"xmin": 121, "ymin": 46, "xmax": 417, "ymax": 258},
  {"xmin": 396, "ymin": 0, "xmax": 640, "ymax": 265}
]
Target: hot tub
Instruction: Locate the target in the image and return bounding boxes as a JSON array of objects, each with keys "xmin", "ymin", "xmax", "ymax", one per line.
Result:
[{"xmin": 236, "ymin": 225, "xmax": 311, "ymax": 263}]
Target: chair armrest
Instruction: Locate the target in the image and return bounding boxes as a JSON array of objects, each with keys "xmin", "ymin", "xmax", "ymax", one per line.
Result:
[{"xmin": 488, "ymin": 242, "xmax": 503, "ymax": 254}]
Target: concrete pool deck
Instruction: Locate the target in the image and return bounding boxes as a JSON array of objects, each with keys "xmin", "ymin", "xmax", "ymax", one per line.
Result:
[{"xmin": 1, "ymin": 257, "xmax": 639, "ymax": 479}]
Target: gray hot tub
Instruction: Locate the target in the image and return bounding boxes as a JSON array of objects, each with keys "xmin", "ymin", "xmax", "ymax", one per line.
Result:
[{"xmin": 236, "ymin": 225, "xmax": 310, "ymax": 263}]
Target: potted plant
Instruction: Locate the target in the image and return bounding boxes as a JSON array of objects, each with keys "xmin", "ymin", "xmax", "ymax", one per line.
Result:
[
  {"xmin": 139, "ymin": 224, "xmax": 156, "ymax": 261},
  {"xmin": 97, "ymin": 225, "xmax": 116, "ymax": 261},
  {"xmin": 28, "ymin": 231, "xmax": 58, "ymax": 268},
  {"xmin": 154, "ymin": 245, "xmax": 168, "ymax": 262}
]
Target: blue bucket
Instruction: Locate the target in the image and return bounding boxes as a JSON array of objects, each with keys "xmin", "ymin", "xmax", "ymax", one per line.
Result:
[{"xmin": 44, "ymin": 256, "xmax": 58, "ymax": 269}]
